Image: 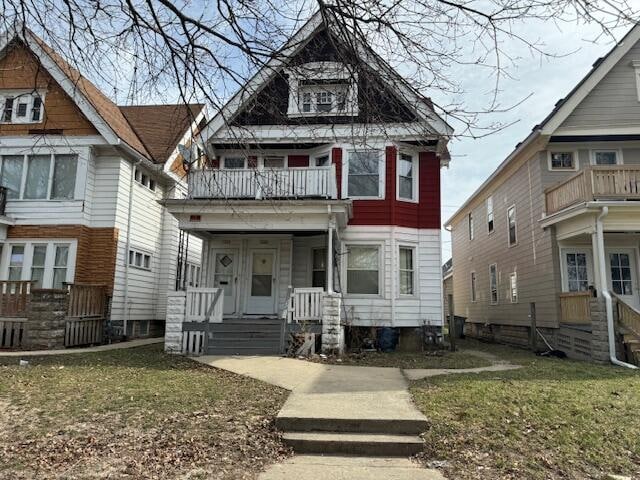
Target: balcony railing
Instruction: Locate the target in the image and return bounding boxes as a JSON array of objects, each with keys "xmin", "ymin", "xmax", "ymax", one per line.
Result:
[
  {"xmin": 545, "ymin": 165, "xmax": 640, "ymax": 215},
  {"xmin": 188, "ymin": 165, "xmax": 338, "ymax": 200}
]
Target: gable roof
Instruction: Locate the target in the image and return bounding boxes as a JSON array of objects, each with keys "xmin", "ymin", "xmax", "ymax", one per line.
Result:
[
  {"xmin": 201, "ymin": 10, "xmax": 453, "ymax": 141},
  {"xmin": 120, "ymin": 104, "xmax": 205, "ymax": 163},
  {"xmin": 445, "ymin": 23, "xmax": 640, "ymax": 228},
  {"xmin": 0, "ymin": 26, "xmax": 205, "ymax": 164}
]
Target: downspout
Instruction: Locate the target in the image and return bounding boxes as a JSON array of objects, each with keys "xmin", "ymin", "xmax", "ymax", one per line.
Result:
[
  {"xmin": 595, "ymin": 206, "xmax": 637, "ymax": 369},
  {"xmin": 123, "ymin": 159, "xmax": 142, "ymax": 339}
]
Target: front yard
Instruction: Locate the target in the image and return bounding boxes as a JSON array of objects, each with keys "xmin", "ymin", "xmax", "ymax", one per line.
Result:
[
  {"xmin": 0, "ymin": 344, "xmax": 289, "ymax": 479},
  {"xmin": 412, "ymin": 341, "xmax": 640, "ymax": 479}
]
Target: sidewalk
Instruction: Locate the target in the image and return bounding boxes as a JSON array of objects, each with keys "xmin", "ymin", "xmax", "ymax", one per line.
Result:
[{"xmin": 0, "ymin": 337, "xmax": 163, "ymax": 357}]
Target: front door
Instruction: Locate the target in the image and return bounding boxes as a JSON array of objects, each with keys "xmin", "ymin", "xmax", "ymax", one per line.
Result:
[
  {"xmin": 606, "ymin": 249, "xmax": 640, "ymax": 310},
  {"xmin": 211, "ymin": 249, "xmax": 238, "ymax": 315},
  {"xmin": 245, "ymin": 249, "xmax": 277, "ymax": 315}
]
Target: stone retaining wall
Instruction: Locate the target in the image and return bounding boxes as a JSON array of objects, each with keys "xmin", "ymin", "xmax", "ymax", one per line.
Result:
[{"xmin": 25, "ymin": 289, "xmax": 69, "ymax": 350}]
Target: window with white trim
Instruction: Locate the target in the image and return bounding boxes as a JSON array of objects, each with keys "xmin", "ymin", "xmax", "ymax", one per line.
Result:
[
  {"xmin": 0, "ymin": 153, "xmax": 77, "ymax": 200},
  {"xmin": 470, "ymin": 271, "xmax": 477, "ymax": 302},
  {"xmin": 397, "ymin": 153, "xmax": 417, "ymax": 201},
  {"xmin": 507, "ymin": 205, "xmax": 517, "ymax": 246},
  {"xmin": 549, "ymin": 151, "xmax": 575, "ymax": 170},
  {"xmin": 0, "ymin": 91, "xmax": 44, "ymax": 124},
  {"xmin": 487, "ymin": 196, "xmax": 494, "ymax": 233},
  {"xmin": 489, "ymin": 264, "xmax": 498, "ymax": 304},
  {"xmin": 468, "ymin": 212, "xmax": 474, "ymax": 240},
  {"xmin": 565, "ymin": 252, "xmax": 589, "ymax": 292},
  {"xmin": 314, "ymin": 154, "xmax": 330, "ymax": 167},
  {"xmin": 128, "ymin": 248, "xmax": 152, "ymax": 271},
  {"xmin": 510, "ymin": 272, "xmax": 518, "ymax": 303},
  {"xmin": 593, "ymin": 150, "xmax": 619, "ymax": 165},
  {"xmin": 347, "ymin": 150, "xmax": 382, "ymax": 198},
  {"xmin": 346, "ymin": 245, "xmax": 379, "ymax": 295},
  {"xmin": 222, "ymin": 157, "xmax": 246, "ymax": 169},
  {"xmin": 312, "ymin": 248, "xmax": 327, "ymax": 289},
  {"xmin": 2, "ymin": 241, "xmax": 74, "ymax": 288},
  {"xmin": 399, "ymin": 246, "xmax": 415, "ymax": 295},
  {"xmin": 134, "ymin": 167, "xmax": 156, "ymax": 191}
]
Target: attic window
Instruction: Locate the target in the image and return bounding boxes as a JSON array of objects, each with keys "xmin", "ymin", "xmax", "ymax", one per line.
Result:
[
  {"xmin": 286, "ymin": 62, "xmax": 358, "ymax": 117},
  {"xmin": 0, "ymin": 91, "xmax": 44, "ymax": 124}
]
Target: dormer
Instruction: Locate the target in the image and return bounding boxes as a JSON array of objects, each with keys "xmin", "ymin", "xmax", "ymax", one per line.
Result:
[
  {"xmin": 285, "ymin": 62, "xmax": 358, "ymax": 117},
  {"xmin": 0, "ymin": 90, "xmax": 45, "ymax": 124}
]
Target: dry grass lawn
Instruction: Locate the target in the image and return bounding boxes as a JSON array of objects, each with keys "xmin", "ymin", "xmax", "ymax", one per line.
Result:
[
  {"xmin": 0, "ymin": 344, "xmax": 289, "ymax": 479},
  {"xmin": 412, "ymin": 341, "xmax": 640, "ymax": 480}
]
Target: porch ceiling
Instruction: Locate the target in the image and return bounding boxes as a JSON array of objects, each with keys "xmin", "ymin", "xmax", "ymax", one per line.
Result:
[{"xmin": 163, "ymin": 198, "xmax": 352, "ymax": 232}]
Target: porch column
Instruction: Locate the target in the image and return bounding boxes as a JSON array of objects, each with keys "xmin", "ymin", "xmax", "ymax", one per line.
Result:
[{"xmin": 327, "ymin": 222, "xmax": 334, "ymax": 294}]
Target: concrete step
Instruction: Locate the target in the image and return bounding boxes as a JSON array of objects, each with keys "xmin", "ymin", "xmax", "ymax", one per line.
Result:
[
  {"xmin": 211, "ymin": 331, "xmax": 282, "ymax": 339},
  {"xmin": 275, "ymin": 415, "xmax": 428, "ymax": 435},
  {"xmin": 221, "ymin": 317, "xmax": 283, "ymax": 325},
  {"xmin": 281, "ymin": 432, "xmax": 424, "ymax": 456},
  {"xmin": 206, "ymin": 346, "xmax": 282, "ymax": 356},
  {"xmin": 209, "ymin": 340, "xmax": 281, "ymax": 350}
]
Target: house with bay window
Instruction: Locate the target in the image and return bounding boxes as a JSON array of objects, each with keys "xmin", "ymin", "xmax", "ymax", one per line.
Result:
[
  {"xmin": 446, "ymin": 24, "xmax": 640, "ymax": 366},
  {"xmin": 164, "ymin": 11, "xmax": 452, "ymax": 355},
  {"xmin": 0, "ymin": 27, "xmax": 203, "ymax": 338}
]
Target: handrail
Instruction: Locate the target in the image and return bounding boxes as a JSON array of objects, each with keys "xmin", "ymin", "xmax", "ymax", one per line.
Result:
[{"xmin": 613, "ymin": 292, "xmax": 640, "ymax": 337}]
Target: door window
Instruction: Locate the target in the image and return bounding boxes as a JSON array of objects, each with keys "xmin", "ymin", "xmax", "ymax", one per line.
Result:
[
  {"xmin": 566, "ymin": 252, "xmax": 589, "ymax": 292},
  {"xmin": 214, "ymin": 253, "xmax": 235, "ymax": 298},
  {"xmin": 251, "ymin": 252, "xmax": 273, "ymax": 297},
  {"xmin": 610, "ymin": 253, "xmax": 633, "ymax": 295}
]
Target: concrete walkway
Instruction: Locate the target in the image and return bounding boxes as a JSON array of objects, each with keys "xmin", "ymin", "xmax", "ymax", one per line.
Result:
[
  {"xmin": 0, "ymin": 337, "xmax": 163, "ymax": 357},
  {"xmin": 259, "ymin": 455, "xmax": 446, "ymax": 480}
]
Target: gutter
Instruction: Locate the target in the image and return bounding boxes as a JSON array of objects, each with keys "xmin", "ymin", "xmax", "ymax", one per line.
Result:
[{"xmin": 594, "ymin": 206, "xmax": 637, "ymax": 369}]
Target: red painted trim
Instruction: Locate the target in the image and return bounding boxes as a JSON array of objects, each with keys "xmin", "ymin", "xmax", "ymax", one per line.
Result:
[
  {"xmin": 248, "ymin": 156, "xmax": 258, "ymax": 168},
  {"xmin": 288, "ymin": 155, "xmax": 309, "ymax": 167},
  {"xmin": 332, "ymin": 147, "xmax": 343, "ymax": 198}
]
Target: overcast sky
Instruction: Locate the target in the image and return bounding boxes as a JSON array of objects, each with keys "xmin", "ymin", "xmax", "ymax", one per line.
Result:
[{"xmin": 437, "ymin": 19, "xmax": 633, "ymax": 261}]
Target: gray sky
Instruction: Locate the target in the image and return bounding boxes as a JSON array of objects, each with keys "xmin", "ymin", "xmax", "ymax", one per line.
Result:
[{"xmin": 438, "ymin": 20, "xmax": 631, "ymax": 261}]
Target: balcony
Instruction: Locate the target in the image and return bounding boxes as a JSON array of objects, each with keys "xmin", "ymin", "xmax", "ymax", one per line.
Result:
[
  {"xmin": 188, "ymin": 165, "xmax": 338, "ymax": 200},
  {"xmin": 545, "ymin": 166, "xmax": 640, "ymax": 215}
]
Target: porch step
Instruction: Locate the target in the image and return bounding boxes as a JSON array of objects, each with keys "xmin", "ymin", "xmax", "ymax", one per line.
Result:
[
  {"xmin": 275, "ymin": 415, "xmax": 428, "ymax": 435},
  {"xmin": 205, "ymin": 345, "xmax": 282, "ymax": 356},
  {"xmin": 281, "ymin": 432, "xmax": 424, "ymax": 457},
  {"xmin": 209, "ymin": 339, "xmax": 281, "ymax": 350},
  {"xmin": 211, "ymin": 325, "xmax": 282, "ymax": 335},
  {"xmin": 221, "ymin": 317, "xmax": 282, "ymax": 325}
]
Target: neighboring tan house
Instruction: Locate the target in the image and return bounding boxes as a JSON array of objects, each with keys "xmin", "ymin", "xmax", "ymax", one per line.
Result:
[
  {"xmin": 164, "ymin": 11, "xmax": 453, "ymax": 355},
  {"xmin": 442, "ymin": 258, "xmax": 453, "ymax": 322},
  {"xmin": 0, "ymin": 27, "xmax": 204, "ymax": 339},
  {"xmin": 446, "ymin": 25, "xmax": 640, "ymax": 366}
]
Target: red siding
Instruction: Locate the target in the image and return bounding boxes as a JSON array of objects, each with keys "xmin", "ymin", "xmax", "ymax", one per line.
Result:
[
  {"xmin": 343, "ymin": 147, "xmax": 440, "ymax": 229},
  {"xmin": 248, "ymin": 155, "xmax": 258, "ymax": 168},
  {"xmin": 332, "ymin": 147, "xmax": 343, "ymax": 198},
  {"xmin": 288, "ymin": 155, "xmax": 309, "ymax": 167}
]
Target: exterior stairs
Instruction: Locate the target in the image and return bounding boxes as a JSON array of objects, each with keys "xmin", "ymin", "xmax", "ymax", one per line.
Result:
[
  {"xmin": 206, "ymin": 317, "xmax": 284, "ymax": 355},
  {"xmin": 277, "ymin": 414, "xmax": 426, "ymax": 457},
  {"xmin": 622, "ymin": 331, "xmax": 640, "ymax": 366}
]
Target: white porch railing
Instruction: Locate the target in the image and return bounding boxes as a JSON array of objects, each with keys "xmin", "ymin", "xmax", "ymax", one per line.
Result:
[
  {"xmin": 188, "ymin": 165, "xmax": 338, "ymax": 200},
  {"xmin": 181, "ymin": 287, "xmax": 223, "ymax": 355},
  {"xmin": 284, "ymin": 287, "xmax": 325, "ymax": 323}
]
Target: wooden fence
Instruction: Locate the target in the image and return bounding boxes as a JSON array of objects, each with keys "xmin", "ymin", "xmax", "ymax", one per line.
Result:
[
  {"xmin": 0, "ymin": 318, "xmax": 26, "ymax": 348},
  {"xmin": 64, "ymin": 284, "xmax": 108, "ymax": 348},
  {"xmin": 559, "ymin": 292, "xmax": 591, "ymax": 325},
  {"xmin": 0, "ymin": 281, "xmax": 32, "ymax": 317}
]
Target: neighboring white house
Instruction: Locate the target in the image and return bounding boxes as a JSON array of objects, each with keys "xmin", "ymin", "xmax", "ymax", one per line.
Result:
[{"xmin": 0, "ymin": 27, "xmax": 204, "ymax": 337}]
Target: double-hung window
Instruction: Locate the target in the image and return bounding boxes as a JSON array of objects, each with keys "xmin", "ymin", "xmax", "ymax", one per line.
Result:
[
  {"xmin": 507, "ymin": 205, "xmax": 517, "ymax": 246},
  {"xmin": 347, "ymin": 150, "xmax": 382, "ymax": 198},
  {"xmin": 3, "ymin": 241, "xmax": 74, "ymax": 288},
  {"xmin": 0, "ymin": 153, "xmax": 78, "ymax": 200},
  {"xmin": 487, "ymin": 196, "xmax": 494, "ymax": 233},
  {"xmin": 346, "ymin": 246, "xmax": 379, "ymax": 295},
  {"xmin": 510, "ymin": 272, "xmax": 518, "ymax": 303},
  {"xmin": 8, "ymin": 245, "xmax": 24, "ymax": 281},
  {"xmin": 489, "ymin": 264, "xmax": 498, "ymax": 304},
  {"xmin": 30, "ymin": 245, "xmax": 47, "ymax": 288},
  {"xmin": 397, "ymin": 153, "xmax": 416, "ymax": 201},
  {"xmin": 399, "ymin": 247, "xmax": 415, "ymax": 295},
  {"xmin": 312, "ymin": 248, "xmax": 327, "ymax": 289}
]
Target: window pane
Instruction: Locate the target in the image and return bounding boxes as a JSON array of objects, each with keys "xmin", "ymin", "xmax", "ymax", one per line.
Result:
[
  {"xmin": 313, "ymin": 248, "xmax": 326, "ymax": 270},
  {"xmin": 52, "ymin": 154, "xmax": 77, "ymax": 199},
  {"xmin": 399, "ymin": 177, "xmax": 413, "ymax": 199},
  {"xmin": 400, "ymin": 270, "xmax": 413, "ymax": 295},
  {"xmin": 31, "ymin": 268, "xmax": 44, "ymax": 289},
  {"xmin": 32, "ymin": 245, "xmax": 47, "ymax": 267},
  {"xmin": 399, "ymin": 248, "xmax": 413, "ymax": 270},
  {"xmin": 251, "ymin": 275, "xmax": 272, "ymax": 296},
  {"xmin": 1, "ymin": 155, "xmax": 24, "ymax": 199},
  {"xmin": 31, "ymin": 96, "xmax": 42, "ymax": 121},
  {"xmin": 595, "ymin": 151, "xmax": 617, "ymax": 165},
  {"xmin": 9, "ymin": 245, "xmax": 24, "ymax": 281},
  {"xmin": 264, "ymin": 157, "xmax": 284, "ymax": 169},
  {"xmin": 52, "ymin": 269, "xmax": 66, "ymax": 289},
  {"xmin": 551, "ymin": 152, "xmax": 574, "ymax": 169},
  {"xmin": 348, "ymin": 175, "xmax": 379, "ymax": 197},
  {"xmin": 55, "ymin": 246, "xmax": 69, "ymax": 267},
  {"xmin": 312, "ymin": 271, "xmax": 326, "ymax": 289},
  {"xmin": 315, "ymin": 155, "xmax": 329, "ymax": 167},
  {"xmin": 347, "ymin": 270, "xmax": 378, "ymax": 294},
  {"xmin": 349, "ymin": 151, "xmax": 379, "ymax": 174},
  {"xmin": 24, "ymin": 155, "xmax": 51, "ymax": 199},
  {"xmin": 347, "ymin": 247, "xmax": 378, "ymax": 270},
  {"xmin": 224, "ymin": 157, "xmax": 245, "ymax": 169}
]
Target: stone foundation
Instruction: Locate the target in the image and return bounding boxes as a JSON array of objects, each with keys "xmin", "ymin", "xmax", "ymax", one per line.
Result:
[
  {"xmin": 321, "ymin": 293, "xmax": 343, "ymax": 354},
  {"xmin": 25, "ymin": 289, "xmax": 69, "ymax": 350},
  {"xmin": 165, "ymin": 291, "xmax": 186, "ymax": 354}
]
